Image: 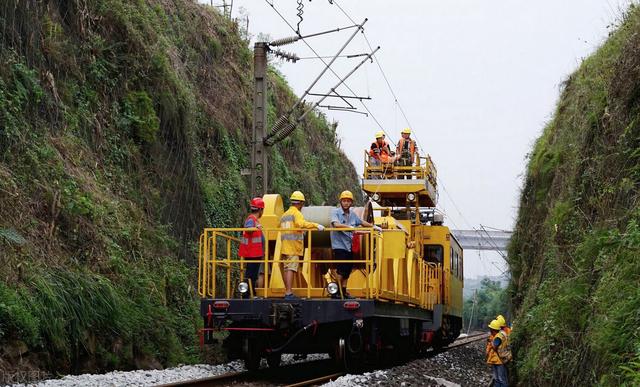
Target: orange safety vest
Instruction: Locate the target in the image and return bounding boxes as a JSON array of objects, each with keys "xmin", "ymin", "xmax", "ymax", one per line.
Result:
[
  {"xmin": 238, "ymin": 214, "xmax": 263, "ymax": 258},
  {"xmin": 369, "ymin": 141, "xmax": 391, "ymax": 158},
  {"xmin": 486, "ymin": 330, "xmax": 512, "ymax": 365},
  {"xmin": 397, "ymin": 138, "xmax": 415, "ymax": 158}
]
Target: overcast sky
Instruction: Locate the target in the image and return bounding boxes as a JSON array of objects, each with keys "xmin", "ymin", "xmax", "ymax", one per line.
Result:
[{"xmin": 202, "ymin": 0, "xmax": 634, "ymax": 278}]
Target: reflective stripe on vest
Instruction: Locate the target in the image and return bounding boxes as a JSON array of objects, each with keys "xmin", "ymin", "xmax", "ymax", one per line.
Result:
[
  {"xmin": 241, "ymin": 236, "xmax": 263, "ymax": 244},
  {"xmin": 280, "ymin": 215, "xmax": 295, "ymax": 223},
  {"xmin": 282, "ymin": 233, "xmax": 304, "ymax": 241}
]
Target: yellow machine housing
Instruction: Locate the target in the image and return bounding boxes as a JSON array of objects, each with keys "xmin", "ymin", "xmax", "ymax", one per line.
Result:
[{"xmin": 197, "ymin": 151, "xmax": 463, "ymax": 320}]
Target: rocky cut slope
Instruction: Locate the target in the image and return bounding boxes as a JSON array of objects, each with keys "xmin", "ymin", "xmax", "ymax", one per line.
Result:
[
  {"xmin": 508, "ymin": 5, "xmax": 640, "ymax": 386},
  {"xmin": 0, "ymin": 0, "xmax": 360, "ymax": 376}
]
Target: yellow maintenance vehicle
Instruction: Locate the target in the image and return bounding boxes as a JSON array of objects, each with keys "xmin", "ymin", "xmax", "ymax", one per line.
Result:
[{"xmin": 197, "ymin": 149, "xmax": 464, "ymax": 370}]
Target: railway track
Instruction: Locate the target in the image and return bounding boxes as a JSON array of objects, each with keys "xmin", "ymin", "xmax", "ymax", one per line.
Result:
[
  {"xmin": 444, "ymin": 332, "xmax": 488, "ymax": 350},
  {"xmin": 158, "ymin": 333, "xmax": 489, "ymax": 387}
]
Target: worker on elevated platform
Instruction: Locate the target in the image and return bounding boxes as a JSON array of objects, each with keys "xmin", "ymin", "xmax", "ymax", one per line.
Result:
[
  {"xmin": 280, "ymin": 191, "xmax": 325, "ymax": 300},
  {"xmin": 486, "ymin": 319, "xmax": 512, "ymax": 387},
  {"xmin": 396, "ymin": 128, "xmax": 416, "ymax": 179},
  {"xmin": 369, "ymin": 131, "xmax": 395, "ymax": 177},
  {"xmin": 329, "ymin": 190, "xmax": 381, "ymax": 299},
  {"xmin": 239, "ymin": 197, "xmax": 266, "ymax": 294}
]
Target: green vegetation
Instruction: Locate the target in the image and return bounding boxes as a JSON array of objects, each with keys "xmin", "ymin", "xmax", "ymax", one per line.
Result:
[
  {"xmin": 462, "ymin": 279, "xmax": 508, "ymax": 331},
  {"xmin": 508, "ymin": 5, "xmax": 640, "ymax": 385},
  {"xmin": 0, "ymin": 0, "xmax": 360, "ymax": 375}
]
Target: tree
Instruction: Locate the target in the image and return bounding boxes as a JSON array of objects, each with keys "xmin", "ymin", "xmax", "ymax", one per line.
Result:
[{"xmin": 463, "ymin": 279, "xmax": 509, "ymax": 331}]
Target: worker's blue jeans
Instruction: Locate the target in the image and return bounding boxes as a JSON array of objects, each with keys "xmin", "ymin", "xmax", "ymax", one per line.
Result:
[{"xmin": 492, "ymin": 364, "xmax": 508, "ymax": 387}]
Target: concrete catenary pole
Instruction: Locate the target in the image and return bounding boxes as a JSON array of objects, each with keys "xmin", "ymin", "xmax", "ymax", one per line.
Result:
[{"xmin": 251, "ymin": 42, "xmax": 269, "ymax": 197}]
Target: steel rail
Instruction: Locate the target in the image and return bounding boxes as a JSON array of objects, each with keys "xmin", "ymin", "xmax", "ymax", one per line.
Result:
[
  {"xmin": 443, "ymin": 333, "xmax": 489, "ymax": 350},
  {"xmin": 283, "ymin": 371, "xmax": 346, "ymax": 387},
  {"xmin": 155, "ymin": 370, "xmax": 249, "ymax": 387},
  {"xmin": 158, "ymin": 333, "xmax": 490, "ymax": 387}
]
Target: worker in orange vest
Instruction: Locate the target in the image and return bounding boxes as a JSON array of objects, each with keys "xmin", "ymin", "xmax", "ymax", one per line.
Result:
[
  {"xmin": 396, "ymin": 128, "xmax": 416, "ymax": 179},
  {"xmin": 486, "ymin": 319, "xmax": 512, "ymax": 387},
  {"xmin": 239, "ymin": 197, "xmax": 266, "ymax": 292},
  {"xmin": 369, "ymin": 131, "xmax": 393, "ymax": 165}
]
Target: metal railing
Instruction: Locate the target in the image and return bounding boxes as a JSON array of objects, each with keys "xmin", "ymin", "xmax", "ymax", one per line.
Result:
[
  {"xmin": 197, "ymin": 227, "xmax": 443, "ymax": 309},
  {"xmin": 363, "ymin": 150, "xmax": 437, "ymax": 185}
]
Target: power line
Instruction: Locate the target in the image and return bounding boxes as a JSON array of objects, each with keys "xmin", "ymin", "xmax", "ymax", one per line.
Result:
[
  {"xmin": 296, "ymin": 53, "xmax": 369, "ymax": 60},
  {"xmin": 263, "ymin": 0, "xmax": 397, "ymax": 144},
  {"xmin": 331, "ymin": 0, "xmax": 425, "ymax": 152},
  {"xmin": 438, "ymin": 176, "xmax": 474, "ymax": 230}
]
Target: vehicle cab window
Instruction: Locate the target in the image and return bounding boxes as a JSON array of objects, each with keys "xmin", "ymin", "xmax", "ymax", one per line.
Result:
[{"xmin": 424, "ymin": 245, "xmax": 443, "ymax": 264}]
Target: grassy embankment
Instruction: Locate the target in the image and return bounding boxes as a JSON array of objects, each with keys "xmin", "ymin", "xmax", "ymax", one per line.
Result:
[
  {"xmin": 0, "ymin": 0, "xmax": 360, "ymax": 375},
  {"xmin": 508, "ymin": 5, "xmax": 640, "ymax": 385}
]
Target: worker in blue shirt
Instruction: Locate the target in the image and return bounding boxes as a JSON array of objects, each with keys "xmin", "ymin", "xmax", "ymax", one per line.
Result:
[{"xmin": 330, "ymin": 190, "xmax": 381, "ymax": 299}]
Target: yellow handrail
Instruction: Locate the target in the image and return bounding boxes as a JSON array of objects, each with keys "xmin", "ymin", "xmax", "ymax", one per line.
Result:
[
  {"xmin": 197, "ymin": 226, "xmax": 442, "ymax": 309},
  {"xmin": 363, "ymin": 149, "xmax": 437, "ymax": 182}
]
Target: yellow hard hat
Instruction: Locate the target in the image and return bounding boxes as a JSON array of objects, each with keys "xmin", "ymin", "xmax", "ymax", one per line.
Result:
[
  {"xmin": 401, "ymin": 128, "xmax": 412, "ymax": 134},
  {"xmin": 496, "ymin": 315, "xmax": 506, "ymax": 327},
  {"xmin": 290, "ymin": 191, "xmax": 306, "ymax": 202},
  {"xmin": 339, "ymin": 190, "xmax": 354, "ymax": 201},
  {"xmin": 375, "ymin": 131, "xmax": 385, "ymax": 139},
  {"xmin": 488, "ymin": 320, "xmax": 502, "ymax": 330}
]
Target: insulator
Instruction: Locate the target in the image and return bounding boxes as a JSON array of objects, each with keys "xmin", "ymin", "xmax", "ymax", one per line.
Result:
[
  {"xmin": 271, "ymin": 49, "xmax": 300, "ymax": 63},
  {"xmin": 265, "ymin": 122, "xmax": 297, "ymax": 146},
  {"xmin": 267, "ymin": 115, "xmax": 291, "ymax": 138},
  {"xmin": 270, "ymin": 36, "xmax": 299, "ymax": 47},
  {"xmin": 277, "ymin": 123, "xmax": 297, "ymax": 140}
]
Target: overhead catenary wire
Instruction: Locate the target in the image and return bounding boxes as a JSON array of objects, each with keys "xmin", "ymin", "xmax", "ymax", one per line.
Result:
[
  {"xmin": 265, "ymin": 37, "xmax": 380, "ymax": 145},
  {"xmin": 330, "ymin": 1, "xmax": 491, "ymax": 246},
  {"xmin": 264, "ymin": 1, "xmax": 499, "ymax": 264},
  {"xmin": 263, "ymin": 0, "xmax": 397, "ymax": 145},
  {"xmin": 296, "ymin": 53, "xmax": 369, "ymax": 60},
  {"xmin": 331, "ymin": 0, "xmax": 425, "ymax": 152},
  {"xmin": 325, "ymin": 2, "xmax": 510, "ymax": 278},
  {"xmin": 329, "ymin": 1, "xmax": 493, "ymax": 252}
]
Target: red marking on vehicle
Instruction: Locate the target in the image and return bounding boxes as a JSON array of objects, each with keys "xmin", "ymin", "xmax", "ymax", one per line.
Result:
[
  {"xmin": 198, "ymin": 328, "xmax": 217, "ymax": 348},
  {"xmin": 223, "ymin": 327, "xmax": 275, "ymax": 331},
  {"xmin": 207, "ymin": 305, "xmax": 214, "ymax": 326},
  {"xmin": 343, "ymin": 301, "xmax": 360, "ymax": 310},
  {"xmin": 213, "ymin": 301, "xmax": 230, "ymax": 310},
  {"xmin": 421, "ymin": 331, "xmax": 434, "ymax": 343}
]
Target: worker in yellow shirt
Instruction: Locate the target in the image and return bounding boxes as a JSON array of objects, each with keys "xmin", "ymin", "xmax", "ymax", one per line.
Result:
[{"xmin": 280, "ymin": 191, "xmax": 324, "ymax": 300}]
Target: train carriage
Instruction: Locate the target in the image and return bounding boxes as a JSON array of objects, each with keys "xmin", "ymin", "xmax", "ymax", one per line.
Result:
[{"xmin": 197, "ymin": 152, "xmax": 463, "ymax": 370}]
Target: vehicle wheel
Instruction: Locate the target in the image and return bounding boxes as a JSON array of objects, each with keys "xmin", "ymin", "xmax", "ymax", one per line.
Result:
[
  {"xmin": 266, "ymin": 352, "xmax": 281, "ymax": 368},
  {"xmin": 344, "ymin": 335, "xmax": 366, "ymax": 373},
  {"xmin": 243, "ymin": 338, "xmax": 261, "ymax": 371}
]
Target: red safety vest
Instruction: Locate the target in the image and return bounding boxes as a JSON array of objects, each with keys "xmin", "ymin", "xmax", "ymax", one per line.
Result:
[{"xmin": 238, "ymin": 214, "xmax": 263, "ymax": 258}]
